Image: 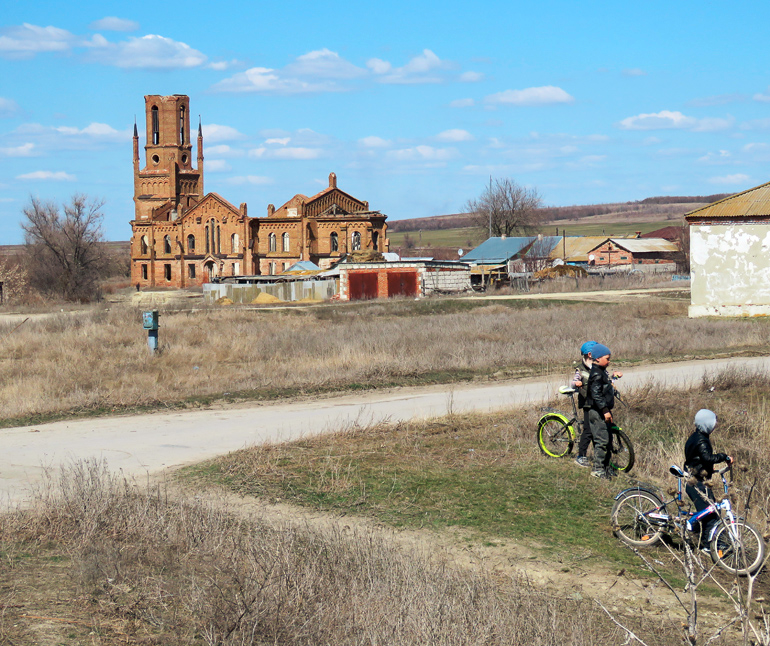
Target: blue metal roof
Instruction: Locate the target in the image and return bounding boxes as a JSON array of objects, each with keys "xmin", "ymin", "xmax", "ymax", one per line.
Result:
[
  {"xmin": 463, "ymin": 236, "xmax": 560, "ymax": 263},
  {"xmin": 283, "ymin": 260, "xmax": 320, "ymax": 273}
]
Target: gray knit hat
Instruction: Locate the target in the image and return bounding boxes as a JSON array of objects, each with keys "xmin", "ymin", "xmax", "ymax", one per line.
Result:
[{"xmin": 694, "ymin": 409, "xmax": 717, "ymax": 434}]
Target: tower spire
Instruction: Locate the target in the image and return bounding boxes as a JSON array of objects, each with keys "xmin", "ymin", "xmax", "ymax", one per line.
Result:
[{"xmin": 197, "ymin": 115, "xmax": 204, "ymax": 195}]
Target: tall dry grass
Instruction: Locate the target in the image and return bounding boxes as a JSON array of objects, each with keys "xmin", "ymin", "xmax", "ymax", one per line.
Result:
[
  {"xmin": 0, "ymin": 298, "xmax": 768, "ymax": 421},
  {"xmin": 0, "ymin": 460, "xmax": 642, "ymax": 645}
]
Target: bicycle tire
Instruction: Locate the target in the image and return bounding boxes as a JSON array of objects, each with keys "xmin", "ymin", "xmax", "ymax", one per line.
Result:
[
  {"xmin": 710, "ymin": 520, "xmax": 766, "ymax": 576},
  {"xmin": 609, "ymin": 426, "xmax": 635, "ymax": 473},
  {"xmin": 536, "ymin": 414, "xmax": 575, "ymax": 458},
  {"xmin": 611, "ymin": 490, "xmax": 666, "ymax": 547}
]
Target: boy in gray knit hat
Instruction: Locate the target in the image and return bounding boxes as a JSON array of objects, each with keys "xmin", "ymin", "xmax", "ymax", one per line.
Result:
[{"xmin": 684, "ymin": 409, "xmax": 733, "ymax": 550}]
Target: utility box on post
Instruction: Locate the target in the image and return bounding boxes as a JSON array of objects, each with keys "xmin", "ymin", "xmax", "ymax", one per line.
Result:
[{"xmin": 142, "ymin": 310, "xmax": 159, "ymax": 353}]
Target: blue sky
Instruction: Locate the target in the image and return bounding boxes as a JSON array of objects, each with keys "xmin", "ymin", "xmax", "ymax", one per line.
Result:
[{"xmin": 1, "ymin": 0, "xmax": 769, "ymax": 243}]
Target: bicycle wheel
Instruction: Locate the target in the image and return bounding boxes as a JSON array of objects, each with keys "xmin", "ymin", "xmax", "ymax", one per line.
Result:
[
  {"xmin": 611, "ymin": 490, "xmax": 666, "ymax": 547},
  {"xmin": 609, "ymin": 426, "xmax": 635, "ymax": 473},
  {"xmin": 537, "ymin": 414, "xmax": 575, "ymax": 458},
  {"xmin": 710, "ymin": 520, "xmax": 766, "ymax": 576}
]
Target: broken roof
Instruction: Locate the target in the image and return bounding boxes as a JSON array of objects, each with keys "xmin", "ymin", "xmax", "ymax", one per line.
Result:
[
  {"xmin": 609, "ymin": 238, "xmax": 679, "ymax": 253},
  {"xmin": 547, "ymin": 236, "xmax": 609, "ymax": 262}
]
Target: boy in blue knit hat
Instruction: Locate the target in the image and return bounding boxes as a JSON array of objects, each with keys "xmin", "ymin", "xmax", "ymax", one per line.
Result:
[{"xmin": 585, "ymin": 343, "xmax": 615, "ymax": 478}]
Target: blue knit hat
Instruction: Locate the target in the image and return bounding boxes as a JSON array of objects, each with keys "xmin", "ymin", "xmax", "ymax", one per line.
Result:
[
  {"xmin": 580, "ymin": 341, "xmax": 598, "ymax": 357},
  {"xmin": 591, "ymin": 343, "xmax": 611, "ymax": 359}
]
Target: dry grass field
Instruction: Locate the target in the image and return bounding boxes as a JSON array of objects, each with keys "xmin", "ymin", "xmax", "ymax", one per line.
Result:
[
  {"xmin": 0, "ymin": 293, "xmax": 768, "ymax": 424},
  {"xmin": 2, "ymin": 370, "xmax": 768, "ymax": 644}
]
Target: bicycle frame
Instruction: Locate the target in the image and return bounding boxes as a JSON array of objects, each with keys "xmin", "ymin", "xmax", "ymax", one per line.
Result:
[{"xmin": 614, "ymin": 465, "xmax": 737, "ymax": 542}]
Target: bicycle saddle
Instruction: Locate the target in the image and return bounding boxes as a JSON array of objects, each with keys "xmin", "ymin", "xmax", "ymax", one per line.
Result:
[{"xmin": 558, "ymin": 386, "xmax": 576, "ymax": 394}]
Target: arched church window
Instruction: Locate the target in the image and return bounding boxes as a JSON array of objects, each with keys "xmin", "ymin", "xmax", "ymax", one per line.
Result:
[
  {"xmin": 330, "ymin": 232, "xmax": 338, "ymax": 252},
  {"xmin": 205, "ymin": 225, "xmax": 210, "ymax": 254},
  {"xmin": 164, "ymin": 235, "xmax": 171, "ymax": 254},
  {"xmin": 141, "ymin": 236, "xmax": 149, "ymax": 255},
  {"xmin": 352, "ymin": 231, "xmax": 361, "ymax": 251},
  {"xmin": 372, "ymin": 231, "xmax": 379, "ymax": 251},
  {"xmin": 187, "ymin": 234, "xmax": 195, "ymax": 253},
  {"xmin": 151, "ymin": 106, "xmax": 159, "ymax": 145},
  {"xmin": 217, "ymin": 225, "xmax": 221, "ymax": 254},
  {"xmin": 282, "ymin": 232, "xmax": 290, "ymax": 252},
  {"xmin": 231, "ymin": 233, "xmax": 239, "ymax": 254},
  {"xmin": 269, "ymin": 233, "xmax": 276, "ymax": 252},
  {"xmin": 179, "ymin": 105, "xmax": 185, "ymax": 145}
]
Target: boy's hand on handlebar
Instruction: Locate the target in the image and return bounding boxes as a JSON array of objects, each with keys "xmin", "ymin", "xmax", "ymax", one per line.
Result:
[
  {"xmin": 612, "ymin": 371, "xmax": 623, "ymax": 379},
  {"xmin": 604, "ymin": 412, "xmax": 612, "ymax": 422},
  {"xmin": 573, "ymin": 379, "xmax": 583, "ymax": 387},
  {"xmin": 727, "ymin": 455, "xmax": 734, "ymax": 465}
]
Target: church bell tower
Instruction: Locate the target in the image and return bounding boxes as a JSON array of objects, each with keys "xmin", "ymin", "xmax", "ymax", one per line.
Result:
[{"xmin": 132, "ymin": 94, "xmax": 204, "ymax": 222}]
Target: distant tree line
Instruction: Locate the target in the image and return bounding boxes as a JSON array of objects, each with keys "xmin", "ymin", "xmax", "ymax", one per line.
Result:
[{"xmin": 389, "ymin": 192, "xmax": 733, "ymax": 233}]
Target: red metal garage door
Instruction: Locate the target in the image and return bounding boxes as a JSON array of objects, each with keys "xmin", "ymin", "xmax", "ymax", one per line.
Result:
[
  {"xmin": 348, "ymin": 272, "xmax": 378, "ymax": 300},
  {"xmin": 387, "ymin": 271, "xmax": 418, "ymax": 297}
]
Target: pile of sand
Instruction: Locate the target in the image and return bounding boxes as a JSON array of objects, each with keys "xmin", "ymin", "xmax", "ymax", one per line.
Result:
[
  {"xmin": 533, "ymin": 265, "xmax": 588, "ymax": 280},
  {"xmin": 215, "ymin": 296, "xmax": 234, "ymax": 305},
  {"xmin": 347, "ymin": 250, "xmax": 384, "ymax": 263},
  {"xmin": 251, "ymin": 292, "xmax": 282, "ymax": 304},
  {"xmin": 297, "ymin": 297, "xmax": 323, "ymax": 303}
]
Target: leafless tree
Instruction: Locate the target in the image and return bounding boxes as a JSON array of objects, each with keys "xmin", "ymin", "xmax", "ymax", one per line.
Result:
[
  {"xmin": 21, "ymin": 194, "xmax": 109, "ymax": 302},
  {"xmin": 466, "ymin": 178, "xmax": 544, "ymax": 238}
]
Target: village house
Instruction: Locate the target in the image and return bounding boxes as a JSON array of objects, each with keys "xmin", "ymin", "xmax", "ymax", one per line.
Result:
[
  {"xmin": 130, "ymin": 94, "xmax": 388, "ymax": 289},
  {"xmin": 686, "ymin": 181, "xmax": 770, "ymax": 317}
]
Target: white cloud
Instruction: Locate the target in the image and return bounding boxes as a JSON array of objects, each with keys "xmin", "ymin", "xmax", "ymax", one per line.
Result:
[
  {"xmin": 88, "ymin": 34, "xmax": 207, "ymax": 69},
  {"xmin": 622, "ymin": 68, "xmax": 647, "ymax": 77},
  {"xmin": 89, "ymin": 17, "xmax": 139, "ymax": 32},
  {"xmin": 697, "ymin": 150, "xmax": 731, "ymax": 163},
  {"xmin": 0, "ymin": 142, "xmax": 35, "ymax": 157},
  {"xmin": 709, "ymin": 173, "xmax": 750, "ymax": 185},
  {"xmin": 202, "ymin": 124, "xmax": 244, "ymax": 142},
  {"xmin": 213, "ymin": 49, "xmax": 364, "ymax": 94},
  {"xmin": 618, "ymin": 110, "xmax": 733, "ymax": 132},
  {"xmin": 249, "ymin": 146, "xmax": 322, "ymax": 160},
  {"xmin": 741, "ymin": 118, "xmax": 770, "ymax": 130},
  {"xmin": 359, "ymin": 136, "xmax": 391, "ymax": 148},
  {"xmin": 459, "ymin": 71, "xmax": 484, "ymax": 82},
  {"xmin": 205, "ymin": 144, "xmax": 244, "ymax": 157},
  {"xmin": 485, "ymin": 86, "xmax": 574, "ymax": 106},
  {"xmin": 17, "ymin": 170, "xmax": 75, "ymax": 181},
  {"xmin": 372, "ymin": 49, "xmax": 451, "ymax": 84},
  {"xmin": 0, "ymin": 23, "xmax": 76, "ymax": 58},
  {"xmin": 753, "ymin": 87, "xmax": 770, "ymax": 102},
  {"xmin": 435, "ymin": 129, "xmax": 473, "ymax": 142},
  {"xmin": 689, "ymin": 93, "xmax": 746, "ymax": 107},
  {"xmin": 54, "ymin": 122, "xmax": 127, "ymax": 139},
  {"xmin": 366, "ymin": 58, "xmax": 391, "ymax": 74},
  {"xmin": 204, "ymin": 159, "xmax": 231, "ymax": 172},
  {"xmin": 206, "ymin": 59, "xmax": 241, "ymax": 71},
  {"xmin": 743, "ymin": 143, "xmax": 770, "ymax": 153},
  {"xmin": 285, "ymin": 48, "xmax": 366, "ymax": 79},
  {"xmin": 387, "ymin": 145, "xmax": 457, "ymax": 162},
  {"xmin": 0, "ymin": 97, "xmax": 20, "ymax": 118},
  {"xmin": 450, "ymin": 98, "xmax": 475, "ymax": 108},
  {"xmin": 265, "ymin": 137, "xmax": 290, "ymax": 145},
  {"xmin": 225, "ymin": 175, "xmax": 273, "ymax": 185}
]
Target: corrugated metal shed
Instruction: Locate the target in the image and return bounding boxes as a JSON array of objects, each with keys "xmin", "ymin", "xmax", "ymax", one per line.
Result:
[
  {"xmin": 685, "ymin": 182, "xmax": 770, "ymax": 220},
  {"xmin": 548, "ymin": 236, "xmax": 609, "ymax": 262},
  {"xmin": 609, "ymin": 238, "xmax": 679, "ymax": 253},
  {"xmin": 463, "ymin": 237, "xmax": 538, "ymax": 264},
  {"xmin": 283, "ymin": 260, "xmax": 321, "ymax": 273}
]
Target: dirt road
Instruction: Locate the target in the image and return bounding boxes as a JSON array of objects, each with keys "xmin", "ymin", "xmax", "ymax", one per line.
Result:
[{"xmin": 2, "ymin": 353, "xmax": 767, "ymax": 505}]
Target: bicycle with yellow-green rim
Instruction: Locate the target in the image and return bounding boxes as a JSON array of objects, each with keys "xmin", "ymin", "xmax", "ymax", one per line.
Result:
[{"xmin": 537, "ymin": 385, "xmax": 635, "ymax": 473}]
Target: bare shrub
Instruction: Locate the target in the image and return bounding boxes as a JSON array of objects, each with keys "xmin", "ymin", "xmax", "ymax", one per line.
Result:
[{"xmin": 0, "ymin": 459, "xmax": 639, "ymax": 645}]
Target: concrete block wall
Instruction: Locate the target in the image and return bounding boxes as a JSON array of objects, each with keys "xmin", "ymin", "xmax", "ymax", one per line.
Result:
[{"xmin": 420, "ymin": 267, "xmax": 472, "ymax": 294}]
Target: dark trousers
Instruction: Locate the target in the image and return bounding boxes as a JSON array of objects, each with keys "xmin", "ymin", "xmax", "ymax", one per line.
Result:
[
  {"xmin": 686, "ymin": 482, "xmax": 717, "ymax": 544},
  {"xmin": 577, "ymin": 409, "xmax": 592, "ymax": 456}
]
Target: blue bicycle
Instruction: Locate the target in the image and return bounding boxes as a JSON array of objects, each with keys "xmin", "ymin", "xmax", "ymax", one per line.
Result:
[{"xmin": 611, "ymin": 464, "xmax": 766, "ymax": 576}]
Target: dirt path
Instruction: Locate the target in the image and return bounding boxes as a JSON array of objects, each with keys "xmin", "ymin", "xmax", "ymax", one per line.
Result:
[{"xmin": 3, "ymin": 353, "xmax": 770, "ymax": 506}]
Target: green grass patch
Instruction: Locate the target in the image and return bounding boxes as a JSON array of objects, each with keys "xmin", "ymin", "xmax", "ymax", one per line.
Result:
[{"xmin": 184, "ymin": 412, "xmax": 636, "ymax": 567}]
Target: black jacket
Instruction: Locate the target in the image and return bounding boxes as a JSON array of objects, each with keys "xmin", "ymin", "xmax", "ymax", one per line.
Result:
[
  {"xmin": 586, "ymin": 363, "xmax": 614, "ymax": 414},
  {"xmin": 684, "ymin": 430, "xmax": 727, "ymax": 480}
]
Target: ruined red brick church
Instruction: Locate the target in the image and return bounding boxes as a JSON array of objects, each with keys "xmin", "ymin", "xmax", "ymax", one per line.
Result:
[{"xmin": 130, "ymin": 94, "xmax": 388, "ymax": 288}]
